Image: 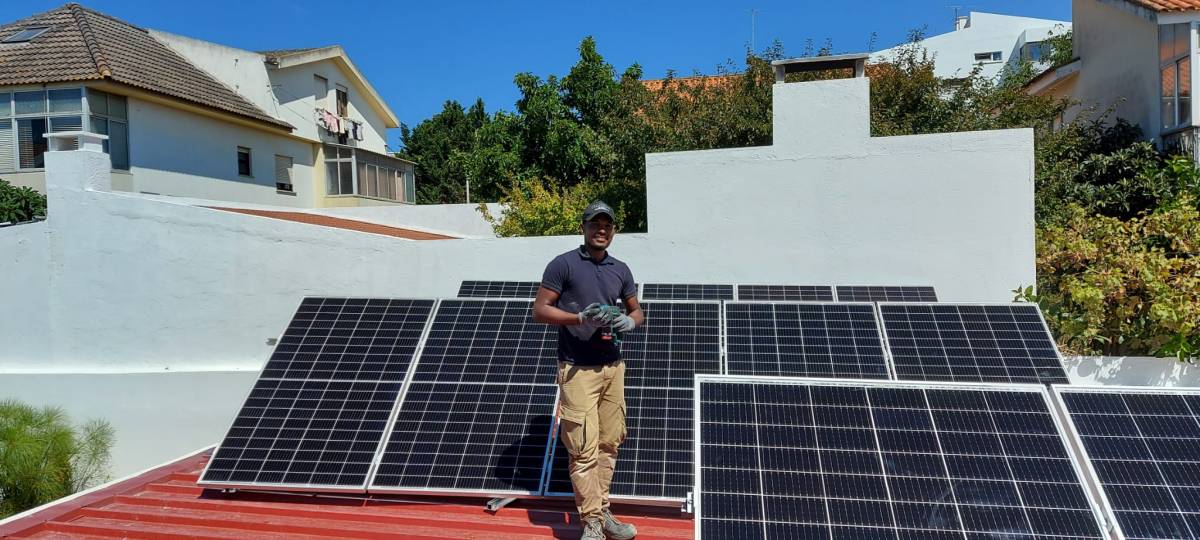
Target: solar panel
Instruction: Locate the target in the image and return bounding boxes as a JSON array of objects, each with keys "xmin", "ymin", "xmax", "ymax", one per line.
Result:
[
  {"xmin": 736, "ymin": 285, "xmax": 835, "ymax": 301},
  {"xmin": 544, "ymin": 301, "xmax": 723, "ymax": 502},
  {"xmin": 696, "ymin": 376, "xmax": 1106, "ymax": 540},
  {"xmin": 1056, "ymin": 386, "xmax": 1200, "ymax": 540},
  {"xmin": 457, "ymin": 280, "xmax": 542, "ymax": 298},
  {"xmin": 836, "ymin": 285, "xmax": 939, "ymax": 302},
  {"xmin": 200, "ymin": 298, "xmax": 435, "ymax": 491},
  {"xmin": 369, "ymin": 298, "xmax": 560, "ymax": 496},
  {"xmin": 642, "ymin": 283, "xmax": 734, "ymax": 301},
  {"xmin": 724, "ymin": 302, "xmax": 889, "ymax": 379},
  {"xmin": 879, "ymin": 303, "xmax": 1069, "ymax": 385}
]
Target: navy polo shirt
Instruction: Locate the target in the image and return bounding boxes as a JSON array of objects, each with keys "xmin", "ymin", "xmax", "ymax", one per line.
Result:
[{"xmin": 541, "ymin": 246, "xmax": 637, "ymax": 366}]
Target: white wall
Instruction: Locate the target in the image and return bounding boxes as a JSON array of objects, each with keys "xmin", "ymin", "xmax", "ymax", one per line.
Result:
[
  {"xmin": 871, "ymin": 11, "xmax": 1070, "ymax": 80},
  {"xmin": 270, "ymin": 60, "xmax": 391, "ymax": 154},
  {"xmin": 1064, "ymin": 356, "xmax": 1200, "ymax": 387},
  {"xmin": 0, "ymin": 221, "xmax": 50, "ymax": 362},
  {"xmin": 125, "ymin": 96, "xmax": 317, "ymax": 207},
  {"xmin": 1071, "ymin": 0, "xmax": 1161, "ymax": 137}
]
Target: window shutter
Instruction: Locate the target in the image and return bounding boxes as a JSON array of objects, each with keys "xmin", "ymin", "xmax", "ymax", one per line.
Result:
[
  {"xmin": 275, "ymin": 155, "xmax": 293, "ymax": 191},
  {"xmin": 0, "ymin": 120, "xmax": 12, "ymax": 171}
]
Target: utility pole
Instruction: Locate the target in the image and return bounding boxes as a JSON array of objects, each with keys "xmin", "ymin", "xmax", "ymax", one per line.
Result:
[{"xmin": 747, "ymin": 8, "xmax": 760, "ymax": 52}]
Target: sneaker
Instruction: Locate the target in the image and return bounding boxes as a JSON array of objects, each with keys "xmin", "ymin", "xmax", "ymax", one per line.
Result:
[
  {"xmin": 581, "ymin": 517, "xmax": 605, "ymax": 540},
  {"xmin": 602, "ymin": 509, "xmax": 637, "ymax": 539}
]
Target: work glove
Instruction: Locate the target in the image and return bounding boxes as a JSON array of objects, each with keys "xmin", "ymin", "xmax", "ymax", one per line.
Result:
[
  {"xmin": 610, "ymin": 313, "xmax": 636, "ymax": 333},
  {"xmin": 577, "ymin": 303, "xmax": 606, "ymax": 327}
]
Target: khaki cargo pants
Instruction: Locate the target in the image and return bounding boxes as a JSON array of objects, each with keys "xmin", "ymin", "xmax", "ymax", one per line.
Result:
[{"xmin": 557, "ymin": 359, "xmax": 627, "ymax": 522}]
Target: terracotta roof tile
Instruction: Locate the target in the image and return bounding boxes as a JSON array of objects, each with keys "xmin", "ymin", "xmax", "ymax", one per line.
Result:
[
  {"xmin": 0, "ymin": 3, "xmax": 292, "ymax": 130},
  {"xmin": 0, "ymin": 450, "xmax": 696, "ymax": 539},
  {"xmin": 1126, "ymin": 0, "xmax": 1200, "ymax": 12},
  {"xmin": 206, "ymin": 206, "xmax": 460, "ymax": 240}
]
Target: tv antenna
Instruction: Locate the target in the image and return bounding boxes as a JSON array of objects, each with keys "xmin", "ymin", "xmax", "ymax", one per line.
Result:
[{"xmin": 747, "ymin": 8, "xmax": 761, "ymax": 51}]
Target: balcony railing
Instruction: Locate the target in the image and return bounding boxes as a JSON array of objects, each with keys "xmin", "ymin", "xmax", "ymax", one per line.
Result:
[{"xmin": 1162, "ymin": 126, "xmax": 1200, "ymax": 164}]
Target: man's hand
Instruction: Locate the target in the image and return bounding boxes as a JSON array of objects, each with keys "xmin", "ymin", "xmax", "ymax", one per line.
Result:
[
  {"xmin": 610, "ymin": 313, "xmax": 636, "ymax": 332},
  {"xmin": 578, "ymin": 303, "xmax": 606, "ymax": 327}
]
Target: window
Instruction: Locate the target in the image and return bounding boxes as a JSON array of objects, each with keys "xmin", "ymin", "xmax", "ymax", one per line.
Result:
[
  {"xmin": 974, "ymin": 51, "xmax": 1002, "ymax": 63},
  {"xmin": 1160, "ymin": 23, "xmax": 1193, "ymax": 130},
  {"xmin": 323, "ymin": 143, "xmax": 412, "ymax": 202},
  {"xmin": 86, "ymin": 89, "xmax": 128, "ymax": 169},
  {"xmin": 313, "ymin": 75, "xmax": 328, "ymax": 108},
  {"xmin": 237, "ymin": 146, "xmax": 252, "ymax": 177},
  {"xmin": 0, "ymin": 87, "xmax": 85, "ymax": 171},
  {"xmin": 335, "ymin": 85, "xmax": 348, "ymax": 117},
  {"xmin": 1021, "ymin": 41, "xmax": 1051, "ymax": 63},
  {"xmin": 2, "ymin": 27, "xmax": 50, "ymax": 43},
  {"xmin": 275, "ymin": 155, "xmax": 294, "ymax": 192}
]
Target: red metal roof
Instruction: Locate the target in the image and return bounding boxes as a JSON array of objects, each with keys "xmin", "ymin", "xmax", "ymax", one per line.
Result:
[
  {"xmin": 1, "ymin": 449, "xmax": 695, "ymax": 539},
  {"xmin": 205, "ymin": 207, "xmax": 460, "ymax": 240}
]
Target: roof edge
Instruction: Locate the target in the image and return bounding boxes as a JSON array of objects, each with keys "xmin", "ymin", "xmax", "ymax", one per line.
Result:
[
  {"xmin": 272, "ymin": 46, "xmax": 400, "ymax": 128},
  {"xmin": 67, "ymin": 3, "xmax": 112, "ymax": 77}
]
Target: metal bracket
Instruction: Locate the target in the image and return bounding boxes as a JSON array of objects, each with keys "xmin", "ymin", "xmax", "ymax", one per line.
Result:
[
  {"xmin": 486, "ymin": 497, "xmax": 517, "ymax": 512},
  {"xmin": 682, "ymin": 491, "xmax": 694, "ymax": 514}
]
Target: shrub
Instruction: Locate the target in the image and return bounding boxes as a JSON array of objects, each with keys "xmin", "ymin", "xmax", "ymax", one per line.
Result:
[
  {"xmin": 1018, "ymin": 197, "xmax": 1200, "ymax": 360},
  {"xmin": 0, "ymin": 179, "xmax": 47, "ymax": 224},
  {"xmin": 0, "ymin": 400, "xmax": 114, "ymax": 518},
  {"xmin": 480, "ymin": 178, "xmax": 627, "ymax": 237}
]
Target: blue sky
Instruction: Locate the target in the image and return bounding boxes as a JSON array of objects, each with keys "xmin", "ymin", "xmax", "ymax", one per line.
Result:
[{"xmin": 16, "ymin": 1, "xmax": 1070, "ymax": 149}]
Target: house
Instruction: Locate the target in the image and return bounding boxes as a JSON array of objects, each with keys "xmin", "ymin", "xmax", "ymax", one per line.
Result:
[
  {"xmin": 871, "ymin": 11, "xmax": 1071, "ymax": 81},
  {"xmin": 0, "ymin": 3, "xmax": 415, "ymax": 207},
  {"xmin": 1027, "ymin": 0, "xmax": 1200, "ymax": 160}
]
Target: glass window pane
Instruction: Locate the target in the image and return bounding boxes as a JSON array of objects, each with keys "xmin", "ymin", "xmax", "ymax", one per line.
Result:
[
  {"xmin": 1174, "ymin": 23, "xmax": 1190, "ymax": 58},
  {"xmin": 108, "ymin": 95, "xmax": 127, "ymax": 119},
  {"xmin": 17, "ymin": 118, "xmax": 48, "ymax": 168},
  {"xmin": 48, "ymin": 88, "xmax": 81, "ymax": 113},
  {"xmin": 49, "ymin": 115, "xmax": 82, "ymax": 150},
  {"xmin": 109, "ymin": 121, "xmax": 128, "ymax": 170},
  {"xmin": 357, "ymin": 161, "xmax": 368, "ymax": 195},
  {"xmin": 15, "ymin": 91, "xmax": 45, "ymax": 115},
  {"xmin": 0, "ymin": 119, "xmax": 14, "ymax": 171},
  {"xmin": 326, "ymin": 162, "xmax": 339, "ymax": 194},
  {"xmin": 87, "ymin": 89, "xmax": 108, "ymax": 115},
  {"xmin": 0, "ymin": 92, "xmax": 10, "ymax": 117},
  {"xmin": 405, "ymin": 170, "xmax": 415, "ymax": 203},
  {"xmin": 1161, "ymin": 24, "xmax": 1176, "ymax": 63},
  {"xmin": 1164, "ymin": 65, "xmax": 1178, "ymax": 127},
  {"xmin": 1181, "ymin": 58, "xmax": 1192, "ymax": 126},
  {"xmin": 339, "ymin": 161, "xmax": 352, "ymax": 194}
]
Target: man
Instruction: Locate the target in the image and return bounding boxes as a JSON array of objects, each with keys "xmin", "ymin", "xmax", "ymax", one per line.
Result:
[{"xmin": 533, "ymin": 200, "xmax": 643, "ymax": 540}]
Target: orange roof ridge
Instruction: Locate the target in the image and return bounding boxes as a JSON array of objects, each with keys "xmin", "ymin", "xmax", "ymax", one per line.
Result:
[{"xmin": 205, "ymin": 207, "xmax": 460, "ymax": 240}]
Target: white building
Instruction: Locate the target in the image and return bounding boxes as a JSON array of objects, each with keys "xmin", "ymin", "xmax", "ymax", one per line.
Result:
[
  {"xmin": 0, "ymin": 3, "xmax": 414, "ymax": 208},
  {"xmin": 1028, "ymin": 0, "xmax": 1200, "ymax": 160},
  {"xmin": 872, "ymin": 11, "xmax": 1071, "ymax": 81}
]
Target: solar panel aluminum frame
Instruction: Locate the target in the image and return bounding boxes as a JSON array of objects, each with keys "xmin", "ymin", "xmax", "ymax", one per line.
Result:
[
  {"xmin": 456, "ymin": 280, "xmax": 542, "ymax": 299},
  {"xmin": 198, "ymin": 297, "xmax": 441, "ymax": 494},
  {"xmin": 366, "ymin": 298, "xmax": 560, "ymax": 498},
  {"xmin": 833, "ymin": 285, "xmax": 939, "ymax": 302},
  {"xmin": 691, "ymin": 374, "xmax": 1111, "ymax": 539},
  {"xmin": 720, "ymin": 300, "xmax": 893, "ymax": 378},
  {"xmin": 542, "ymin": 299, "xmax": 725, "ymax": 505},
  {"xmin": 876, "ymin": 301, "xmax": 1067, "ymax": 384},
  {"xmin": 1049, "ymin": 384, "xmax": 1200, "ymax": 540}
]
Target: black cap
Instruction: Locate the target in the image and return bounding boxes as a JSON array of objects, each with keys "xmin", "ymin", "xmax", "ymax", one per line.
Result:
[{"xmin": 582, "ymin": 200, "xmax": 615, "ymax": 222}]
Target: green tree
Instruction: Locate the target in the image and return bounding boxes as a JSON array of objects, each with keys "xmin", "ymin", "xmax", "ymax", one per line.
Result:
[
  {"xmin": 0, "ymin": 179, "xmax": 47, "ymax": 223},
  {"xmin": 0, "ymin": 400, "xmax": 114, "ymax": 518},
  {"xmin": 397, "ymin": 99, "xmax": 488, "ymax": 204}
]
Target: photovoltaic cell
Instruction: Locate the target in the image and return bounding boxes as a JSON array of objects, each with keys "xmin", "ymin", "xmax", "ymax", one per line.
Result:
[
  {"xmin": 260, "ymin": 298, "xmax": 435, "ymax": 381},
  {"xmin": 545, "ymin": 301, "xmax": 722, "ymax": 501},
  {"xmin": 725, "ymin": 302, "xmax": 889, "ymax": 379},
  {"xmin": 1057, "ymin": 386, "xmax": 1200, "ymax": 539},
  {"xmin": 836, "ymin": 286, "xmax": 939, "ymax": 302},
  {"xmin": 370, "ymin": 298, "xmax": 560, "ymax": 495},
  {"xmin": 410, "ymin": 299, "xmax": 557, "ymax": 385},
  {"xmin": 879, "ymin": 303, "xmax": 1069, "ymax": 385},
  {"xmin": 620, "ymin": 301, "xmax": 723, "ymax": 388},
  {"xmin": 642, "ymin": 283, "xmax": 734, "ymax": 301},
  {"xmin": 200, "ymin": 298, "xmax": 435, "ymax": 490},
  {"xmin": 371, "ymin": 382, "xmax": 556, "ymax": 494},
  {"xmin": 696, "ymin": 377, "xmax": 1106, "ymax": 540},
  {"xmin": 457, "ymin": 280, "xmax": 541, "ymax": 299},
  {"xmin": 736, "ymin": 285, "xmax": 835, "ymax": 302}
]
